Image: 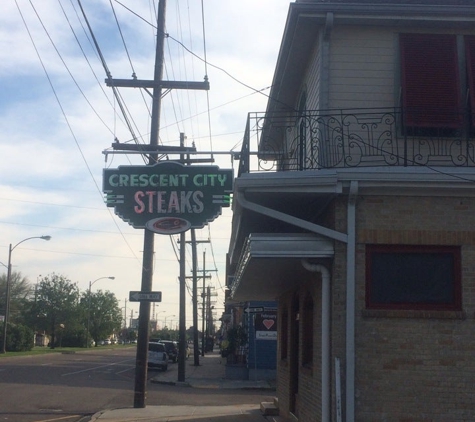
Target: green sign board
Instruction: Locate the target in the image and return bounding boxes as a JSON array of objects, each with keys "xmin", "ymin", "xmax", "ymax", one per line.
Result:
[{"xmin": 103, "ymin": 162, "xmax": 233, "ymax": 234}]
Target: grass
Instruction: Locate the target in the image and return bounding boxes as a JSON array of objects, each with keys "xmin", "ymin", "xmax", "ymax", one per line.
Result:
[{"xmin": 0, "ymin": 344, "xmax": 136, "ymax": 358}]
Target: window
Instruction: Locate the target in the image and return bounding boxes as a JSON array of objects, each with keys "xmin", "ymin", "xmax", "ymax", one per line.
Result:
[
  {"xmin": 366, "ymin": 245, "xmax": 462, "ymax": 310},
  {"xmin": 400, "ymin": 33, "xmax": 462, "ymax": 129},
  {"xmin": 297, "ymin": 90, "xmax": 307, "ymax": 170},
  {"xmin": 465, "ymin": 36, "xmax": 475, "ymax": 127},
  {"xmin": 302, "ymin": 294, "xmax": 314, "ymax": 366},
  {"xmin": 280, "ymin": 309, "xmax": 288, "ymax": 360}
]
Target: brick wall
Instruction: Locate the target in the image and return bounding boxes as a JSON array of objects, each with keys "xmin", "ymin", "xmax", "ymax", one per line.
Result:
[
  {"xmin": 353, "ymin": 195, "xmax": 475, "ymax": 421},
  {"xmin": 277, "ymin": 279, "xmax": 324, "ymax": 420}
]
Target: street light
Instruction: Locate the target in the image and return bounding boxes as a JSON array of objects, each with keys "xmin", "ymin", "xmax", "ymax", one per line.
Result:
[
  {"xmin": 1, "ymin": 235, "xmax": 51, "ymax": 354},
  {"xmin": 154, "ymin": 310, "xmax": 166, "ymax": 328},
  {"xmin": 164, "ymin": 314, "xmax": 176, "ymax": 329},
  {"xmin": 86, "ymin": 276, "xmax": 115, "ymax": 347}
]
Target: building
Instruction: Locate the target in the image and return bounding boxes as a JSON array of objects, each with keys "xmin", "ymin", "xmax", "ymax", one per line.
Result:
[{"xmin": 226, "ymin": 1, "xmax": 475, "ymax": 421}]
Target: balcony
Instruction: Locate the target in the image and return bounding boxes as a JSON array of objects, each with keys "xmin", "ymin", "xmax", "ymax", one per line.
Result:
[{"xmin": 236, "ymin": 108, "xmax": 475, "ymax": 176}]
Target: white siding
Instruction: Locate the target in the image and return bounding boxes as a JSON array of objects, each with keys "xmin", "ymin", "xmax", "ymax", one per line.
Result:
[
  {"xmin": 303, "ymin": 37, "xmax": 322, "ymax": 111},
  {"xmin": 329, "ymin": 27, "xmax": 395, "ymax": 109}
]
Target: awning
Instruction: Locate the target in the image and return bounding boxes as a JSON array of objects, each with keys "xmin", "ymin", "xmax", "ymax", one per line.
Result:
[{"xmin": 230, "ymin": 233, "xmax": 334, "ymax": 302}]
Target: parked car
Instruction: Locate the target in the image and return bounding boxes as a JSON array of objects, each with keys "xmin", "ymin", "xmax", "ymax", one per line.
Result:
[
  {"xmin": 160, "ymin": 340, "xmax": 178, "ymax": 363},
  {"xmin": 148, "ymin": 342, "xmax": 168, "ymax": 371}
]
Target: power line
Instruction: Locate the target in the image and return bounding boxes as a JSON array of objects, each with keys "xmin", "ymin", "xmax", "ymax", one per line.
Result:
[
  {"xmin": 16, "ymin": 0, "xmax": 141, "ymax": 264},
  {"xmin": 77, "ymin": 0, "xmax": 147, "ymax": 165},
  {"xmin": 27, "ymin": 0, "xmax": 115, "ymax": 137}
]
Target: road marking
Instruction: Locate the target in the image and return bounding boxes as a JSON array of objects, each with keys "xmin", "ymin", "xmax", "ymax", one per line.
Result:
[
  {"xmin": 33, "ymin": 415, "xmax": 81, "ymax": 422},
  {"xmin": 61, "ymin": 358, "xmax": 134, "ymax": 376},
  {"xmin": 116, "ymin": 366, "xmax": 134, "ymax": 374}
]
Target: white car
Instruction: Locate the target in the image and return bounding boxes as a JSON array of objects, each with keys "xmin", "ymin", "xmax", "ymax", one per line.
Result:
[{"xmin": 148, "ymin": 342, "xmax": 168, "ymax": 371}]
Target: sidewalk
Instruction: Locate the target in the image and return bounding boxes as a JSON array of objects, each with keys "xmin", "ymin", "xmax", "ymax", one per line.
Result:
[{"xmin": 89, "ymin": 350, "xmax": 277, "ymax": 422}]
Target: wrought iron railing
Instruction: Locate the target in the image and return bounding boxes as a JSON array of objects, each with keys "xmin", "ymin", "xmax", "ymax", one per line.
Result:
[{"xmin": 236, "ymin": 108, "xmax": 475, "ymax": 176}]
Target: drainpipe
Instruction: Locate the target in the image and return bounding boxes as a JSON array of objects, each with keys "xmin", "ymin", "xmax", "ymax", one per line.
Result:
[
  {"xmin": 346, "ymin": 180, "xmax": 358, "ymax": 422},
  {"xmin": 301, "ymin": 260, "xmax": 330, "ymax": 422}
]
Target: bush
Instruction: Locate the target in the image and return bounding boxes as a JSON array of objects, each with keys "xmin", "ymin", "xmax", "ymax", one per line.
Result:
[
  {"xmin": 58, "ymin": 328, "xmax": 87, "ymax": 348},
  {"xmin": 2, "ymin": 323, "xmax": 34, "ymax": 352}
]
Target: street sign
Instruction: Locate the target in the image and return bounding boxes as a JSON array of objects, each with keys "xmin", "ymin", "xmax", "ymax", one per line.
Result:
[
  {"xmin": 244, "ymin": 307, "xmax": 264, "ymax": 313},
  {"xmin": 129, "ymin": 291, "xmax": 162, "ymax": 302}
]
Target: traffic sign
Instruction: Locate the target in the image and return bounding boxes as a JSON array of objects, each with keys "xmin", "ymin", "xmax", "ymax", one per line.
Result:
[
  {"xmin": 244, "ymin": 307, "xmax": 264, "ymax": 313},
  {"xmin": 129, "ymin": 291, "xmax": 162, "ymax": 302}
]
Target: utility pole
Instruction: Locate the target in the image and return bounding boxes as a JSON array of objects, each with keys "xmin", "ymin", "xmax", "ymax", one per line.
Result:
[
  {"xmin": 104, "ymin": 0, "xmax": 209, "ymax": 409},
  {"xmin": 185, "ymin": 239, "xmax": 210, "ymax": 364},
  {"xmin": 124, "ymin": 298, "xmax": 127, "ymax": 329},
  {"xmin": 206, "ymin": 286, "xmax": 211, "ymax": 341},
  {"xmin": 133, "ymin": 0, "xmax": 165, "ymax": 408},
  {"xmin": 201, "ymin": 251, "xmax": 206, "ymax": 356},
  {"xmin": 191, "ymin": 229, "xmax": 199, "ymax": 365},
  {"xmin": 178, "ymin": 132, "xmax": 186, "ymax": 382}
]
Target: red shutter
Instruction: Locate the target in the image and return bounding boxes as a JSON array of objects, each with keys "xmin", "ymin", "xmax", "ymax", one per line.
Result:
[
  {"xmin": 465, "ymin": 36, "xmax": 475, "ymax": 126},
  {"xmin": 400, "ymin": 33, "xmax": 462, "ymax": 128}
]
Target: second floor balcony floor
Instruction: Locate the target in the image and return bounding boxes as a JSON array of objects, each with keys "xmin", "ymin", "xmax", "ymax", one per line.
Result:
[{"xmin": 237, "ymin": 107, "xmax": 475, "ymax": 176}]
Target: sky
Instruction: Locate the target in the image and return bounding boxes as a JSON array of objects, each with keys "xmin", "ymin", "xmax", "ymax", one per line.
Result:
[{"xmin": 0, "ymin": 0, "xmax": 290, "ymax": 331}]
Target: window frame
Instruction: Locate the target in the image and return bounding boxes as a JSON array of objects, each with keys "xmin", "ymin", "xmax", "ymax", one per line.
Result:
[{"xmin": 365, "ymin": 244, "xmax": 462, "ymax": 311}]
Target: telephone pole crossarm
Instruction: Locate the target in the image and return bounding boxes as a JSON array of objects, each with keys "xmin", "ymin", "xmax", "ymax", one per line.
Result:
[
  {"xmin": 112, "ymin": 143, "xmax": 196, "ymax": 153},
  {"xmin": 185, "ymin": 275, "xmax": 212, "ymax": 280},
  {"xmin": 105, "ymin": 78, "xmax": 210, "ymax": 91}
]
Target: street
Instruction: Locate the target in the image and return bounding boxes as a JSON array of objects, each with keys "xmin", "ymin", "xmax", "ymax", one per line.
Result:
[{"xmin": 0, "ymin": 347, "xmax": 273, "ymax": 422}]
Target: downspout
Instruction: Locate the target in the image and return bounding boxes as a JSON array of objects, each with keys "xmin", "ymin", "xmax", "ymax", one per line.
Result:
[
  {"xmin": 346, "ymin": 180, "xmax": 358, "ymax": 422},
  {"xmin": 301, "ymin": 260, "xmax": 331, "ymax": 422}
]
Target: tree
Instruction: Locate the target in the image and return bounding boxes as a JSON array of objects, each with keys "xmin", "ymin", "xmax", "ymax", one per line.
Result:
[
  {"xmin": 35, "ymin": 274, "xmax": 80, "ymax": 348},
  {"xmin": 0, "ymin": 272, "xmax": 33, "ymax": 325},
  {"xmin": 81, "ymin": 290, "xmax": 122, "ymax": 346}
]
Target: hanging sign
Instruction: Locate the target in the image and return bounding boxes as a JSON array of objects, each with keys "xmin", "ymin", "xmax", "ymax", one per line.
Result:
[
  {"xmin": 103, "ymin": 162, "xmax": 233, "ymax": 234},
  {"xmin": 254, "ymin": 311, "xmax": 277, "ymax": 340}
]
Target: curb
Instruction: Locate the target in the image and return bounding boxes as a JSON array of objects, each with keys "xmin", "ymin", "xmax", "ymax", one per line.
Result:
[
  {"xmin": 150, "ymin": 379, "xmax": 191, "ymax": 387},
  {"xmin": 88, "ymin": 409, "xmax": 108, "ymax": 422}
]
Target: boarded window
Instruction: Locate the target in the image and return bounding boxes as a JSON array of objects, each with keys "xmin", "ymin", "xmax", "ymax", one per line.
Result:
[
  {"xmin": 400, "ymin": 33, "xmax": 462, "ymax": 129},
  {"xmin": 366, "ymin": 244, "xmax": 461, "ymax": 310}
]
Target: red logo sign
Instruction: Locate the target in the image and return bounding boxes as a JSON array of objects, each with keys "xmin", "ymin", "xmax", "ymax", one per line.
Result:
[{"xmin": 145, "ymin": 217, "xmax": 191, "ymax": 234}]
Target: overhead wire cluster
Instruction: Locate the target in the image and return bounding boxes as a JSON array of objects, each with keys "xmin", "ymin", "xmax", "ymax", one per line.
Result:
[{"xmin": 10, "ymin": 0, "xmax": 264, "ymax": 307}]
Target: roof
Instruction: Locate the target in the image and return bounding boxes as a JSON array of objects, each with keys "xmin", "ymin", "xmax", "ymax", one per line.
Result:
[{"xmin": 297, "ymin": 0, "xmax": 474, "ymax": 5}]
